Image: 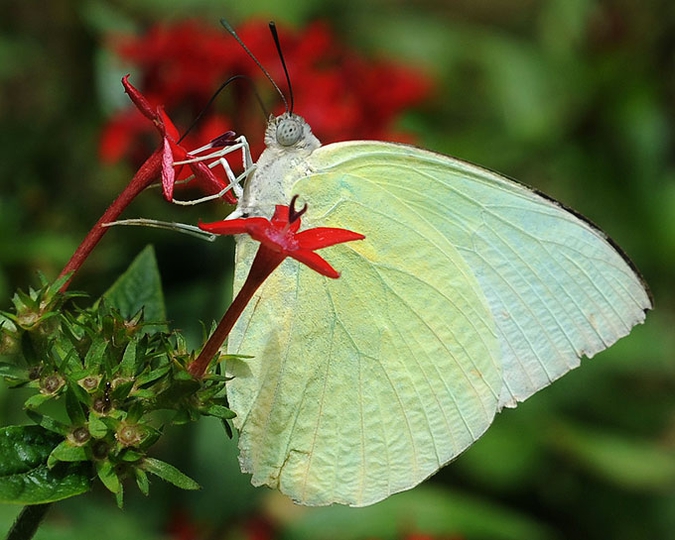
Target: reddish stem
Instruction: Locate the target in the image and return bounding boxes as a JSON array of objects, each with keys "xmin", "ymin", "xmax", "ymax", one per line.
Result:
[
  {"xmin": 187, "ymin": 247, "xmax": 284, "ymax": 379},
  {"xmin": 58, "ymin": 150, "xmax": 162, "ymax": 292}
]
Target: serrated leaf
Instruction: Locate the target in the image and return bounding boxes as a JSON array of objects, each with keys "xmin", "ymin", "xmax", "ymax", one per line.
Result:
[
  {"xmin": 23, "ymin": 393, "xmax": 52, "ymax": 410},
  {"xmin": 102, "ymin": 246, "xmax": 167, "ymax": 332},
  {"xmin": 141, "ymin": 457, "xmax": 200, "ymax": 490},
  {"xmin": 111, "ymin": 378, "xmax": 134, "ymax": 401},
  {"xmin": 0, "ymin": 425, "xmax": 91, "ymax": 504}
]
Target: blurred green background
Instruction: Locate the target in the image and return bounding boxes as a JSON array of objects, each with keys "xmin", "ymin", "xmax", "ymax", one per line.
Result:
[{"xmin": 1, "ymin": 0, "xmax": 674, "ymax": 539}]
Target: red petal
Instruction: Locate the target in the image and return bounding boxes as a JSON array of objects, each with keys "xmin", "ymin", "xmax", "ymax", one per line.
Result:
[
  {"xmin": 121, "ymin": 75, "xmax": 157, "ymax": 121},
  {"xmin": 296, "ymin": 228, "xmax": 365, "ymax": 250},
  {"xmin": 289, "ymin": 250, "xmax": 340, "ymax": 278},
  {"xmin": 198, "ymin": 217, "xmax": 267, "ymax": 235},
  {"xmin": 161, "ymin": 137, "xmax": 175, "ymax": 201},
  {"xmin": 158, "ymin": 107, "xmax": 180, "ymax": 141}
]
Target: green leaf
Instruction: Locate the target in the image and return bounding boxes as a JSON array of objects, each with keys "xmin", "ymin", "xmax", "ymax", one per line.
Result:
[
  {"xmin": 200, "ymin": 404, "xmax": 236, "ymax": 421},
  {"xmin": 135, "ymin": 364, "xmax": 171, "ymax": 387},
  {"xmin": 102, "ymin": 245, "xmax": 167, "ymax": 332},
  {"xmin": 0, "ymin": 425, "xmax": 91, "ymax": 504},
  {"xmin": 141, "ymin": 457, "xmax": 200, "ymax": 491},
  {"xmin": 25, "ymin": 411, "xmax": 69, "ymax": 436}
]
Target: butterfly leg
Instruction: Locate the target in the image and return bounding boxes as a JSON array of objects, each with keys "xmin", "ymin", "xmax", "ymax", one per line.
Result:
[{"xmin": 172, "ymin": 135, "xmax": 255, "ymax": 206}]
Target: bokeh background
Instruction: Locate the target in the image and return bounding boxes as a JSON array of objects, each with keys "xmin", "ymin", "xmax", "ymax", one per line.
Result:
[{"xmin": 1, "ymin": 0, "xmax": 674, "ymax": 539}]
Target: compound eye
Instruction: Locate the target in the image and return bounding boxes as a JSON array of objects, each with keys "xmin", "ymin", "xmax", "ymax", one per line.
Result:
[{"xmin": 276, "ymin": 118, "xmax": 303, "ymax": 146}]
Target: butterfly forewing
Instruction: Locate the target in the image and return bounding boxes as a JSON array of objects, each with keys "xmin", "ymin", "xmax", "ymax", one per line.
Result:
[{"xmin": 301, "ymin": 141, "xmax": 651, "ymax": 408}]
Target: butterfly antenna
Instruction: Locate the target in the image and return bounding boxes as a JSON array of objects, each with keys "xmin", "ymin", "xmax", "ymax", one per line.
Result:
[
  {"xmin": 220, "ymin": 18, "xmax": 289, "ymax": 113},
  {"xmin": 178, "ymin": 74, "xmax": 269, "ymax": 144},
  {"xmin": 268, "ymin": 21, "xmax": 294, "ymax": 115}
]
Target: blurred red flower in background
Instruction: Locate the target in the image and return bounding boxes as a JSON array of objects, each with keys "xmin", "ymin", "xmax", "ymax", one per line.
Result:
[{"xmin": 100, "ymin": 19, "xmax": 433, "ymax": 171}]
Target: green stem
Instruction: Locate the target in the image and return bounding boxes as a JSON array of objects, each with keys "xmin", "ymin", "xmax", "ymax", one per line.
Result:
[{"xmin": 5, "ymin": 504, "xmax": 52, "ymax": 540}]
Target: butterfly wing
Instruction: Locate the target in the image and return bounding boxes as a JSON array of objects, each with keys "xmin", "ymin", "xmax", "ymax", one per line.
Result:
[{"xmin": 227, "ymin": 141, "xmax": 650, "ymax": 506}]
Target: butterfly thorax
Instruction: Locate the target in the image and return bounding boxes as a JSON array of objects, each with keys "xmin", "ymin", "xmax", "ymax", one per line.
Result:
[{"xmin": 235, "ymin": 113, "xmax": 321, "ymax": 219}]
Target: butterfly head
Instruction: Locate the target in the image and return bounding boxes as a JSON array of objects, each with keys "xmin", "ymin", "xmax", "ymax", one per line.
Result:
[{"xmin": 265, "ymin": 113, "xmax": 321, "ymax": 153}]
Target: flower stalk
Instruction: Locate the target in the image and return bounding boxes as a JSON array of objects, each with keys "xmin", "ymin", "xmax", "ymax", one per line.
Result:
[
  {"xmin": 58, "ymin": 150, "xmax": 162, "ymax": 291},
  {"xmin": 58, "ymin": 76, "xmax": 237, "ymax": 292}
]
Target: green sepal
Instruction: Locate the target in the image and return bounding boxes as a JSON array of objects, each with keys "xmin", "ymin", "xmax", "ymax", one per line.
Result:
[
  {"xmin": 111, "ymin": 378, "xmax": 134, "ymax": 401},
  {"xmin": 141, "ymin": 457, "xmax": 200, "ymax": 490},
  {"xmin": 135, "ymin": 468, "xmax": 150, "ymax": 496},
  {"xmin": 23, "ymin": 393, "xmax": 52, "ymax": 410},
  {"xmin": 135, "ymin": 364, "xmax": 171, "ymax": 388},
  {"xmin": 88, "ymin": 414, "xmax": 109, "ymax": 439},
  {"xmin": 95, "ymin": 459, "xmax": 121, "ymax": 495},
  {"xmin": 0, "ymin": 425, "xmax": 91, "ymax": 504},
  {"xmin": 65, "ymin": 387, "xmax": 87, "ymax": 425},
  {"xmin": 119, "ymin": 450, "xmax": 144, "ymax": 462},
  {"xmin": 0, "ymin": 362, "xmax": 29, "ymax": 383},
  {"xmin": 47, "ymin": 440, "xmax": 88, "ymax": 468}
]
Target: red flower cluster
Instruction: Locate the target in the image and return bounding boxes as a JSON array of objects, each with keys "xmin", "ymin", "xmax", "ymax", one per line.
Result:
[{"xmin": 100, "ymin": 19, "xmax": 433, "ymax": 167}]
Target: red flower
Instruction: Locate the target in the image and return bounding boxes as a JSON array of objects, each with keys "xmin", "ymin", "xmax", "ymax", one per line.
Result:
[
  {"xmin": 199, "ymin": 196, "xmax": 364, "ymax": 278},
  {"xmin": 188, "ymin": 196, "xmax": 364, "ymax": 378},
  {"xmin": 102, "ymin": 20, "xmax": 433, "ymax": 166},
  {"xmin": 121, "ymin": 75, "xmax": 237, "ymax": 203}
]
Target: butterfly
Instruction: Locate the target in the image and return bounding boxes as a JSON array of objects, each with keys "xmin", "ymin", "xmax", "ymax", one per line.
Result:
[{"xmin": 221, "ymin": 110, "xmax": 651, "ymax": 507}]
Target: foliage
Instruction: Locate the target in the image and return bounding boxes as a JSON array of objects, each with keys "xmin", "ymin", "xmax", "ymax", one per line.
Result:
[{"xmin": 0, "ymin": 247, "xmax": 233, "ymax": 509}]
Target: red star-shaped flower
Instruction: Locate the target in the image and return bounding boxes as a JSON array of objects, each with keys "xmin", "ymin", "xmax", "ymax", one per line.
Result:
[
  {"xmin": 122, "ymin": 75, "xmax": 237, "ymax": 203},
  {"xmin": 188, "ymin": 196, "xmax": 364, "ymax": 378},
  {"xmin": 199, "ymin": 197, "xmax": 364, "ymax": 278}
]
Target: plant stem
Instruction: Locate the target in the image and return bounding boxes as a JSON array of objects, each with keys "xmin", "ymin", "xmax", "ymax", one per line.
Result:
[
  {"xmin": 188, "ymin": 247, "xmax": 283, "ymax": 379},
  {"xmin": 6, "ymin": 504, "xmax": 52, "ymax": 540},
  {"xmin": 58, "ymin": 150, "xmax": 162, "ymax": 292}
]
